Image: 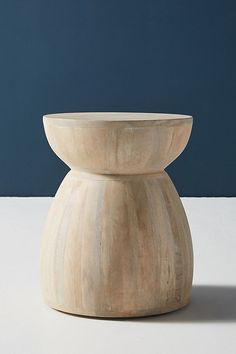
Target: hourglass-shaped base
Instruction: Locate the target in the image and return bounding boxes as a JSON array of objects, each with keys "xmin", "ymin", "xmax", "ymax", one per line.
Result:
[{"xmin": 41, "ymin": 113, "xmax": 193, "ymax": 317}]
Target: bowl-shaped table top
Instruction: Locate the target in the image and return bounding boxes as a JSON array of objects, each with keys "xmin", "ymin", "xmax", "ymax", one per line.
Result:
[{"xmin": 43, "ymin": 112, "xmax": 193, "ymax": 174}]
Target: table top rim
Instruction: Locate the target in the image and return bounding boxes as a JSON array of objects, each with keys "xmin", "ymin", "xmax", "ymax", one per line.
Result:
[{"xmin": 43, "ymin": 112, "xmax": 193, "ymax": 123}]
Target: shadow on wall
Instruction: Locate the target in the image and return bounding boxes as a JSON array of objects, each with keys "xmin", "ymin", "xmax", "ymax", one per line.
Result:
[{"xmin": 139, "ymin": 285, "xmax": 236, "ymax": 323}]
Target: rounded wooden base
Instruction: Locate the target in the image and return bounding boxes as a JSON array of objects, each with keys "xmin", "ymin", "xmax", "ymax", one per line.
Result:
[
  {"xmin": 46, "ymin": 299, "xmax": 190, "ymax": 318},
  {"xmin": 41, "ymin": 171, "xmax": 193, "ymax": 318}
]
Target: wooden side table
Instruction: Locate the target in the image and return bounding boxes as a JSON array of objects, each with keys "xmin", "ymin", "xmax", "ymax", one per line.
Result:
[{"xmin": 41, "ymin": 112, "xmax": 193, "ymax": 318}]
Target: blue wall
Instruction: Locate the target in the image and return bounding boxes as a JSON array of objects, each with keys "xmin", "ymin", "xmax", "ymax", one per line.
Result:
[{"xmin": 0, "ymin": 0, "xmax": 235, "ymax": 196}]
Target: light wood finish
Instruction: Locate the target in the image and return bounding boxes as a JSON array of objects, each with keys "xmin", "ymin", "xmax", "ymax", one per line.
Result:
[{"xmin": 41, "ymin": 113, "xmax": 193, "ymax": 317}]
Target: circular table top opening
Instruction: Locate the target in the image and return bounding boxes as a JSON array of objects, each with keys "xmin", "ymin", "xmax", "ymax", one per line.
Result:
[{"xmin": 43, "ymin": 112, "xmax": 192, "ymax": 122}]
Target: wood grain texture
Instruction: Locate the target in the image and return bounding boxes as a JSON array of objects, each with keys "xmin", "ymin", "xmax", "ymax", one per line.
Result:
[{"xmin": 41, "ymin": 113, "xmax": 193, "ymax": 317}]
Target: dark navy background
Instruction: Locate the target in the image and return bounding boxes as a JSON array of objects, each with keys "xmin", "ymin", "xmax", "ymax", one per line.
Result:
[{"xmin": 0, "ymin": 0, "xmax": 235, "ymax": 196}]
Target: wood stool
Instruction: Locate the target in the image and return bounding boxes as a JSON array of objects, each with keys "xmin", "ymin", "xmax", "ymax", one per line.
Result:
[{"xmin": 41, "ymin": 112, "xmax": 193, "ymax": 318}]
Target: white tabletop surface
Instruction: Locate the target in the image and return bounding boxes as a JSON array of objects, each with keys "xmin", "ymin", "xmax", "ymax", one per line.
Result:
[{"xmin": 0, "ymin": 197, "xmax": 235, "ymax": 354}]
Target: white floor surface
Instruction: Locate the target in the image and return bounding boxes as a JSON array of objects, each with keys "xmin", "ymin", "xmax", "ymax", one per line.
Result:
[{"xmin": 0, "ymin": 197, "xmax": 235, "ymax": 354}]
